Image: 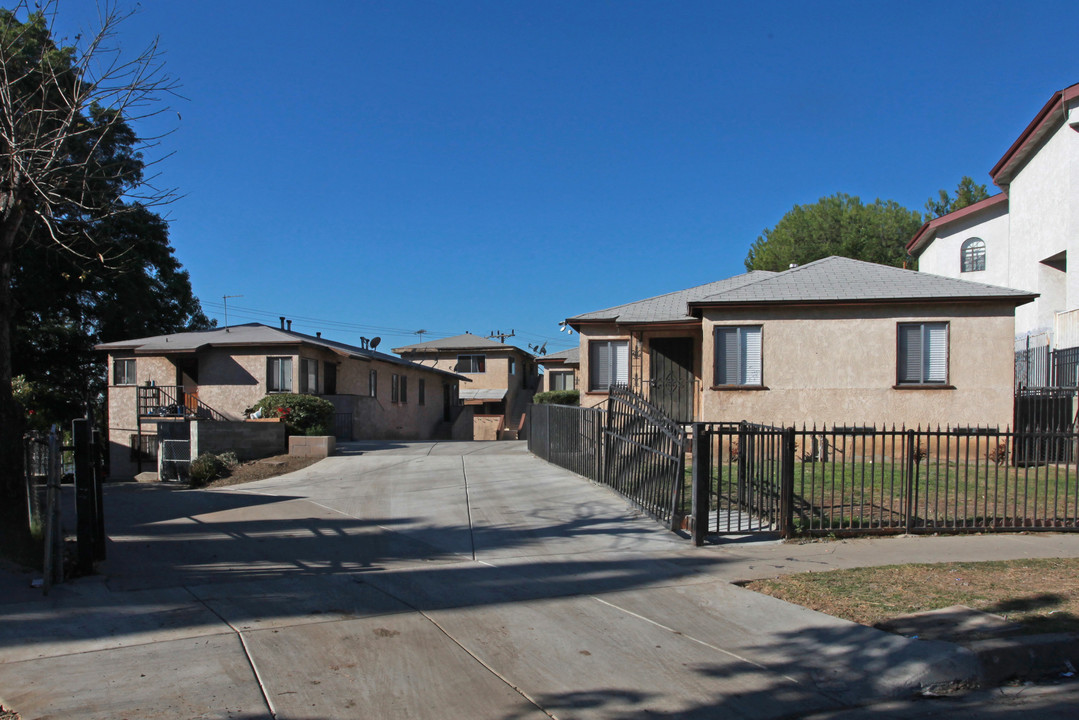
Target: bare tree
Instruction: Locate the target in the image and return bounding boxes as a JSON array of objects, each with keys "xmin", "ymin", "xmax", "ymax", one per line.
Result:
[{"xmin": 0, "ymin": 1, "xmax": 176, "ymax": 507}]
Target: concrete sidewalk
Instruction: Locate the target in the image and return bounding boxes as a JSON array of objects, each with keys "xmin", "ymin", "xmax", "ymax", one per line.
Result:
[{"xmin": 2, "ymin": 440, "xmax": 1078, "ymax": 719}]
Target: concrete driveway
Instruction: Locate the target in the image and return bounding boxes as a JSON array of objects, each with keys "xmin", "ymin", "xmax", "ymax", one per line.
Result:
[{"xmin": 2, "ymin": 440, "xmax": 1078, "ymax": 719}]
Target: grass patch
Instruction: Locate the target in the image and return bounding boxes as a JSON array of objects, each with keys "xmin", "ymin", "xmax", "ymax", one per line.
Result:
[{"xmin": 743, "ymin": 557, "xmax": 1079, "ymax": 635}]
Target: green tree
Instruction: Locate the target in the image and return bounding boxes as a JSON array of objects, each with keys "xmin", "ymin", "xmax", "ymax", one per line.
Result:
[
  {"xmin": 13, "ymin": 203, "xmax": 212, "ymax": 426},
  {"xmin": 0, "ymin": 4, "xmax": 181, "ymax": 529},
  {"xmin": 924, "ymin": 176, "xmax": 990, "ymax": 220},
  {"xmin": 744, "ymin": 194, "xmax": 924, "ymax": 272}
]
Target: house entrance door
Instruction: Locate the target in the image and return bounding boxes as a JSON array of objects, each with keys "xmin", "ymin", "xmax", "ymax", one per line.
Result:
[{"xmin": 649, "ymin": 337, "xmax": 695, "ymax": 423}]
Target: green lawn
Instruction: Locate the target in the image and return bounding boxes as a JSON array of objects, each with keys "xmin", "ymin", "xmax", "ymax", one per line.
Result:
[{"xmin": 685, "ymin": 457, "xmax": 1079, "ymax": 532}]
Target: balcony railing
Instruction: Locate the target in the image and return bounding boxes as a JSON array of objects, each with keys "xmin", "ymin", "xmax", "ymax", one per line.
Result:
[{"xmin": 136, "ymin": 385, "xmax": 226, "ymax": 421}]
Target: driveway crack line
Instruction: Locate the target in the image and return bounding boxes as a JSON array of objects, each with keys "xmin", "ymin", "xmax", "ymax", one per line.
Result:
[
  {"xmin": 590, "ymin": 596, "xmax": 805, "ymax": 687},
  {"xmin": 184, "ymin": 587, "xmax": 278, "ymax": 719},
  {"xmin": 419, "ymin": 609, "xmax": 560, "ymax": 719},
  {"xmin": 462, "ymin": 455, "xmax": 477, "ymax": 561}
]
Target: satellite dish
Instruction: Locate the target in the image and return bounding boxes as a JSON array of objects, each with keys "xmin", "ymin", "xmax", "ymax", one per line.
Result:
[
  {"xmin": 539, "ymin": 342, "xmax": 547, "ymax": 356},
  {"xmin": 370, "ymin": 337, "xmax": 381, "ymax": 350}
]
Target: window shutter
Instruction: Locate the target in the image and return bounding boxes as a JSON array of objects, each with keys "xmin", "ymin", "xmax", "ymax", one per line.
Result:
[
  {"xmin": 714, "ymin": 328, "xmax": 737, "ymax": 384},
  {"xmin": 613, "ymin": 341, "xmax": 629, "ymax": 386},
  {"xmin": 591, "ymin": 342, "xmax": 611, "ymax": 390},
  {"xmin": 898, "ymin": 325, "xmax": 921, "ymax": 383},
  {"xmin": 925, "ymin": 324, "xmax": 948, "ymax": 383},
  {"xmin": 742, "ymin": 327, "xmax": 762, "ymax": 385}
]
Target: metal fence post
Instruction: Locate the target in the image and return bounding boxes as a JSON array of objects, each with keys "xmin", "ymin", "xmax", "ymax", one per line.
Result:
[
  {"xmin": 92, "ymin": 428, "xmax": 106, "ymax": 561},
  {"xmin": 904, "ymin": 429, "xmax": 917, "ymax": 534},
  {"xmin": 780, "ymin": 427, "xmax": 795, "ymax": 538},
  {"xmin": 73, "ymin": 417, "xmax": 95, "ymax": 575},
  {"xmin": 690, "ymin": 423, "xmax": 710, "ymax": 546}
]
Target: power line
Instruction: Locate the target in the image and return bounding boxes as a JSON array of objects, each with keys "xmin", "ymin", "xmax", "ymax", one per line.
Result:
[{"xmin": 199, "ymin": 301, "xmax": 578, "ymax": 351}]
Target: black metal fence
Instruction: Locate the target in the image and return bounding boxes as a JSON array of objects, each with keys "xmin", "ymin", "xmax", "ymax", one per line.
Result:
[
  {"xmin": 22, "ymin": 417, "xmax": 106, "ymax": 591},
  {"xmin": 687, "ymin": 423, "xmax": 1079, "ymax": 544},
  {"xmin": 602, "ymin": 387, "xmax": 687, "ymax": 529},
  {"xmin": 527, "ymin": 402, "xmax": 604, "ymax": 482},
  {"xmin": 1015, "ymin": 345, "xmax": 1079, "ymax": 389}
]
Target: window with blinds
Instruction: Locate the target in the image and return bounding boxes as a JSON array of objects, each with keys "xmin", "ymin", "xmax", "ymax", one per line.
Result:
[
  {"xmin": 589, "ymin": 340, "xmax": 629, "ymax": 391},
  {"xmin": 714, "ymin": 326, "xmax": 762, "ymax": 386},
  {"xmin": 267, "ymin": 357, "xmax": 293, "ymax": 393},
  {"xmin": 299, "ymin": 358, "xmax": 319, "ymax": 394},
  {"xmin": 897, "ymin": 323, "xmax": 948, "ymax": 384}
]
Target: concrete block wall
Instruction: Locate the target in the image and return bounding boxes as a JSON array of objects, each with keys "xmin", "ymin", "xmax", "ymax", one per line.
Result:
[{"xmin": 191, "ymin": 420, "xmax": 287, "ymax": 461}]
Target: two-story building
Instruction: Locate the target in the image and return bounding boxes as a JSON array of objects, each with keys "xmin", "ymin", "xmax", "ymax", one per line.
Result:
[
  {"xmin": 908, "ymin": 80, "xmax": 1079, "ymax": 383},
  {"xmin": 393, "ymin": 333, "xmax": 539, "ymax": 439}
]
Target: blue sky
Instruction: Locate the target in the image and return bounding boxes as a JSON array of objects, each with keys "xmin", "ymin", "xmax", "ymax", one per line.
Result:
[{"xmin": 52, "ymin": 1, "xmax": 1079, "ymax": 354}]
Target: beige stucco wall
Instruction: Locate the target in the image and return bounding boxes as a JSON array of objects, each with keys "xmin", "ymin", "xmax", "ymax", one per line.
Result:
[
  {"xmin": 576, "ymin": 302, "xmax": 1018, "ymax": 429},
  {"xmin": 335, "ymin": 360, "xmax": 458, "ymax": 440},
  {"xmin": 473, "ymin": 415, "xmax": 502, "ymax": 441},
  {"xmin": 699, "ymin": 303, "xmax": 1017, "ymax": 428},
  {"xmin": 577, "ymin": 323, "xmax": 703, "ymax": 415},
  {"xmin": 401, "ymin": 347, "xmax": 538, "ymax": 423}
]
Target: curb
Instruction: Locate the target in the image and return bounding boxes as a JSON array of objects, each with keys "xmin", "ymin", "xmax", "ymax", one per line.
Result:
[{"xmin": 967, "ymin": 632, "xmax": 1079, "ymax": 686}]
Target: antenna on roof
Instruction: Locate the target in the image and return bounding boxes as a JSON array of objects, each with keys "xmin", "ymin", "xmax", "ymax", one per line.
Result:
[
  {"xmin": 370, "ymin": 337, "xmax": 381, "ymax": 351},
  {"xmin": 222, "ymin": 295, "xmax": 243, "ymax": 331}
]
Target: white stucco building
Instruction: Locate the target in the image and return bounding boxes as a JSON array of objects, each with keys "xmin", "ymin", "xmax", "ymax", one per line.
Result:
[{"xmin": 908, "ymin": 81, "xmax": 1079, "ymax": 349}]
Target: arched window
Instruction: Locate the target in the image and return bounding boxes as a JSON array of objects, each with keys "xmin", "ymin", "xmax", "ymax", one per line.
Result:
[{"xmin": 961, "ymin": 237, "xmax": 985, "ymax": 272}]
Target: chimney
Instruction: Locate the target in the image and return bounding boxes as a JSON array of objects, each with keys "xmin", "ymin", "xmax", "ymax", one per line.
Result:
[
  {"xmin": 316, "ymin": 332, "xmax": 321, "ymax": 338},
  {"xmin": 279, "ymin": 316, "xmax": 285, "ymax": 329},
  {"xmin": 287, "ymin": 320, "xmax": 292, "ymax": 331}
]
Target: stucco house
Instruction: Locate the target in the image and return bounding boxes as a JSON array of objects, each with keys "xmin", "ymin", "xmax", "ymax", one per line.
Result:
[
  {"xmin": 566, "ymin": 256, "xmax": 1035, "ymax": 428},
  {"xmin": 908, "ymin": 81, "xmax": 1079, "ymax": 360},
  {"xmin": 97, "ymin": 322, "xmax": 470, "ymax": 478},
  {"xmin": 537, "ymin": 347, "xmax": 580, "ymax": 393},
  {"xmin": 393, "ymin": 333, "xmax": 539, "ymax": 438}
]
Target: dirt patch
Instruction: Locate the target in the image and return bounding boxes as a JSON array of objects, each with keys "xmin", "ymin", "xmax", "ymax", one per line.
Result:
[
  {"xmin": 201, "ymin": 454, "xmax": 321, "ymax": 488},
  {"xmin": 742, "ymin": 557, "xmax": 1079, "ymax": 637}
]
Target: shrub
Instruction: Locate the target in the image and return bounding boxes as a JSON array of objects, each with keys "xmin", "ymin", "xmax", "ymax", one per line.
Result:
[
  {"xmin": 533, "ymin": 390, "xmax": 580, "ymax": 406},
  {"xmin": 189, "ymin": 453, "xmax": 230, "ymax": 487},
  {"xmin": 251, "ymin": 394, "xmax": 335, "ymax": 436}
]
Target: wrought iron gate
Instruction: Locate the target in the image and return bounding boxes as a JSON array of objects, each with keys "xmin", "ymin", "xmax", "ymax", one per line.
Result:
[
  {"xmin": 648, "ymin": 337, "xmax": 695, "ymax": 423},
  {"xmin": 688, "ymin": 422, "xmax": 793, "ymax": 542},
  {"xmin": 603, "ymin": 387, "xmax": 687, "ymax": 529}
]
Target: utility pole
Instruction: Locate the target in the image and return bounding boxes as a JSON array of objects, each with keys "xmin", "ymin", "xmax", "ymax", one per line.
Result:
[{"xmin": 487, "ymin": 329, "xmax": 515, "ymax": 344}]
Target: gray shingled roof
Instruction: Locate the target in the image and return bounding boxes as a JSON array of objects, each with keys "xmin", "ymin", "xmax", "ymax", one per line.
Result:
[
  {"xmin": 539, "ymin": 347, "xmax": 579, "ymax": 365},
  {"xmin": 690, "ymin": 256, "xmax": 1037, "ymax": 306},
  {"xmin": 95, "ymin": 323, "xmax": 468, "ymax": 380},
  {"xmin": 393, "ymin": 333, "xmax": 533, "ymax": 356},
  {"xmin": 567, "ymin": 257, "xmax": 1036, "ymax": 328},
  {"xmin": 568, "ymin": 271, "xmax": 777, "ymax": 325}
]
